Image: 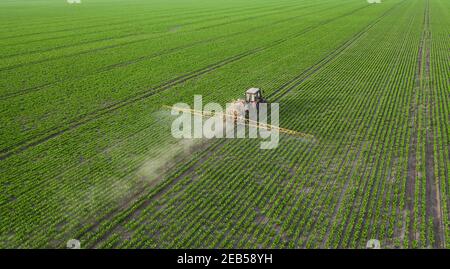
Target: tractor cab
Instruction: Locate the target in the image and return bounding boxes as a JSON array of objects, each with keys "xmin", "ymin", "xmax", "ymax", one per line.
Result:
[
  {"xmin": 245, "ymin": 88, "xmax": 264, "ymax": 103},
  {"xmin": 225, "ymin": 88, "xmax": 268, "ymax": 123}
]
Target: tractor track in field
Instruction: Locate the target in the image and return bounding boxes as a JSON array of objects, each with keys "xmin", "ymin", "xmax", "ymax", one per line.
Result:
[
  {"xmin": 0, "ymin": 3, "xmax": 293, "ymax": 58},
  {"xmin": 369, "ymin": 85, "xmax": 407, "ymax": 245},
  {"xmin": 422, "ymin": 2, "xmax": 444, "ymax": 248},
  {"xmin": 289, "ymin": 35, "xmax": 405, "ymax": 246},
  {"xmin": 79, "ymin": 0, "xmax": 406, "ymax": 248},
  {"xmin": 270, "ymin": 1, "xmax": 407, "ymax": 102},
  {"xmin": 0, "ymin": 1, "xmax": 349, "ymax": 101},
  {"xmin": 0, "ymin": 3, "xmax": 375, "ymax": 161},
  {"xmin": 0, "ymin": 36, "xmax": 223, "ymax": 100},
  {"xmin": 0, "ymin": 6, "xmax": 222, "ymax": 36},
  {"xmin": 372, "ymin": 113, "xmax": 402, "ymax": 244},
  {"xmin": 405, "ymin": 0, "xmax": 429, "ymax": 247}
]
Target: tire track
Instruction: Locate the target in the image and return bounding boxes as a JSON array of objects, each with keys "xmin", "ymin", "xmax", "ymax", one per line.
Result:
[
  {"xmin": 0, "ymin": 6, "xmax": 203, "ymax": 34},
  {"xmin": 172, "ymin": 0, "xmax": 408, "ymax": 248},
  {"xmin": 0, "ymin": 2, "xmax": 281, "ymax": 40}
]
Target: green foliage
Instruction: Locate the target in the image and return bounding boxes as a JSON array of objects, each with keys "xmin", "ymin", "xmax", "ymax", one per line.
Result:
[{"xmin": 0, "ymin": 0, "xmax": 448, "ymax": 249}]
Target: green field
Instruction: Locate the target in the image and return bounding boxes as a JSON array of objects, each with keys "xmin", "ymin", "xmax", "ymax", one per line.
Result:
[{"xmin": 0, "ymin": 0, "xmax": 449, "ymax": 248}]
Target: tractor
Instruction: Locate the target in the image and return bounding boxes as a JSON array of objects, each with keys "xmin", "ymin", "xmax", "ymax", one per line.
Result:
[{"xmin": 225, "ymin": 88, "xmax": 267, "ymax": 123}]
